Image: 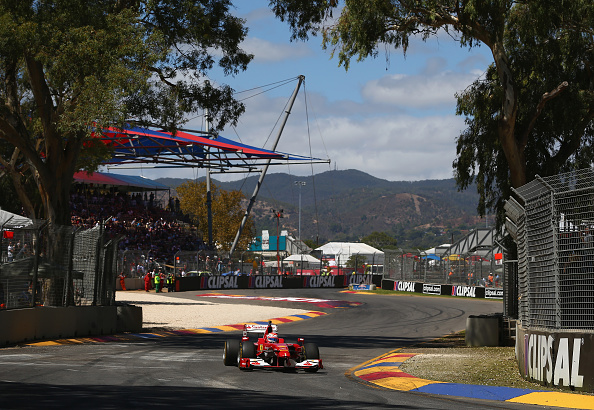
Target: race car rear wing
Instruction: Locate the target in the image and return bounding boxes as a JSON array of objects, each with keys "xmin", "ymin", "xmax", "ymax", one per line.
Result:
[{"xmin": 243, "ymin": 323, "xmax": 277, "ymax": 334}]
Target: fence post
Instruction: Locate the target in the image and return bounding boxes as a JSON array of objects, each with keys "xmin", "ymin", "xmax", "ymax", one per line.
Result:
[
  {"xmin": 29, "ymin": 222, "xmax": 46, "ymax": 307},
  {"xmin": 64, "ymin": 228, "xmax": 76, "ymax": 306},
  {"xmin": 92, "ymin": 221, "xmax": 104, "ymax": 306}
]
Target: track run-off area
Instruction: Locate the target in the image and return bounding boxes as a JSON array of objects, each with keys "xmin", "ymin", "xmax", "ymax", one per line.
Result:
[{"xmin": 0, "ymin": 288, "xmax": 579, "ymax": 409}]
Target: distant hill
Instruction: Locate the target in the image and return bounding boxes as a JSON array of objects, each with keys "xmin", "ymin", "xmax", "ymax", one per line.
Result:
[{"xmin": 156, "ymin": 169, "xmax": 483, "ymax": 249}]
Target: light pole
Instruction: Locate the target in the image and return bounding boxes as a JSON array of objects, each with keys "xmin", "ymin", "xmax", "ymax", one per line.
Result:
[
  {"xmin": 272, "ymin": 209, "xmax": 283, "ymax": 274},
  {"xmin": 294, "ymin": 181, "xmax": 306, "ymax": 249}
]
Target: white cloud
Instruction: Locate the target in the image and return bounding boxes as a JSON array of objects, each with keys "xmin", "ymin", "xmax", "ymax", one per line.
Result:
[
  {"xmin": 361, "ymin": 70, "xmax": 482, "ymax": 109},
  {"xmin": 107, "ymin": 4, "xmax": 490, "ymax": 185},
  {"xmin": 300, "ymin": 114, "xmax": 463, "ymax": 181},
  {"xmin": 242, "ymin": 37, "xmax": 313, "ymax": 63},
  {"xmin": 109, "ymin": 96, "xmax": 465, "ymax": 184},
  {"xmin": 203, "ymin": 89, "xmax": 467, "ymax": 183}
]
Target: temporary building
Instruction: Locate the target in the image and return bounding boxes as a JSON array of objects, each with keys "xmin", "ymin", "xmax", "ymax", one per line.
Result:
[
  {"xmin": 0, "ymin": 209, "xmax": 33, "ymax": 229},
  {"xmin": 282, "ymin": 254, "xmax": 321, "ymax": 273},
  {"xmin": 315, "ymin": 242, "xmax": 384, "ymax": 267}
]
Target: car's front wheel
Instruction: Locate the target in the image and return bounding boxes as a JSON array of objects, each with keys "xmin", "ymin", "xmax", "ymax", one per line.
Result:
[
  {"xmin": 303, "ymin": 343, "xmax": 319, "ymax": 360},
  {"xmin": 240, "ymin": 341, "xmax": 256, "ymax": 359},
  {"xmin": 238, "ymin": 341, "xmax": 256, "ymax": 371},
  {"xmin": 303, "ymin": 343, "xmax": 320, "ymax": 373}
]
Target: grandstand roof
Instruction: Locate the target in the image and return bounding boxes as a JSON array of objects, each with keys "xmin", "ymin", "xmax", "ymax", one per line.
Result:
[
  {"xmin": 73, "ymin": 171, "xmax": 170, "ymax": 192},
  {"xmin": 95, "ymin": 125, "xmax": 327, "ymax": 172}
]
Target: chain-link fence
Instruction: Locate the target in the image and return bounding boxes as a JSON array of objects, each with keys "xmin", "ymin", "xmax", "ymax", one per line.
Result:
[
  {"xmin": 172, "ymin": 250, "xmax": 222, "ymax": 275},
  {"xmin": 1, "ymin": 220, "xmax": 120, "ymax": 309},
  {"xmin": 383, "ymin": 249, "xmax": 500, "ymax": 285},
  {"xmin": 507, "ymin": 168, "xmax": 594, "ymax": 330}
]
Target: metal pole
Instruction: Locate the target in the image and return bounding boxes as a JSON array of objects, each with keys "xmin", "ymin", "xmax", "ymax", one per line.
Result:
[
  {"xmin": 229, "ymin": 75, "xmax": 305, "ymax": 257},
  {"xmin": 205, "ymin": 109, "xmax": 213, "ymax": 248},
  {"xmin": 272, "ymin": 209, "xmax": 283, "ymax": 274},
  {"xmin": 295, "ymin": 181, "xmax": 305, "ymax": 249}
]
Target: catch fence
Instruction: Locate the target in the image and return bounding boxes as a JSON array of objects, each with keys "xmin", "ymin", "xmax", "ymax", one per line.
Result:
[
  {"xmin": 506, "ymin": 168, "xmax": 594, "ymax": 330},
  {"xmin": 1, "ymin": 220, "xmax": 120, "ymax": 310},
  {"xmin": 383, "ymin": 249, "xmax": 500, "ymax": 286}
]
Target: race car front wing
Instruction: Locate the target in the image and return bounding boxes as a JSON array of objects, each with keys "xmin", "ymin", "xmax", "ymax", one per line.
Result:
[{"xmin": 239, "ymin": 357, "xmax": 323, "ymax": 371}]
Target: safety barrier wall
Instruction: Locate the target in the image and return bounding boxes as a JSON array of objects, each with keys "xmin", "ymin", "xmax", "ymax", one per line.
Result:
[
  {"xmin": 172, "ymin": 275, "xmax": 504, "ymax": 298},
  {"xmin": 516, "ymin": 324, "xmax": 594, "ymax": 392},
  {"xmin": 0, "ymin": 304, "xmax": 142, "ymax": 347},
  {"xmin": 176, "ymin": 274, "xmax": 383, "ymax": 292},
  {"xmin": 381, "ymin": 279, "xmax": 503, "ymax": 300},
  {"xmin": 115, "ymin": 278, "xmax": 144, "ymax": 290}
]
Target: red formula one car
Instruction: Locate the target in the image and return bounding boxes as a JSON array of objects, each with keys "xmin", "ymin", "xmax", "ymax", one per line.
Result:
[{"xmin": 223, "ymin": 321, "xmax": 322, "ymax": 372}]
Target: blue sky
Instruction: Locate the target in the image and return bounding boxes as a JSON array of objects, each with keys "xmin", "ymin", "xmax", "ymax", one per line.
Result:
[{"xmin": 110, "ymin": 1, "xmax": 493, "ymax": 183}]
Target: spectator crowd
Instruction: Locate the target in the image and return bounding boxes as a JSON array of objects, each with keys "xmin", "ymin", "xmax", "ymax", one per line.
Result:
[{"xmin": 70, "ymin": 186, "xmax": 212, "ymax": 264}]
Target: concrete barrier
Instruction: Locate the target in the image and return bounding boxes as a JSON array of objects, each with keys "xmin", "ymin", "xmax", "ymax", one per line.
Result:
[
  {"xmin": 117, "ymin": 304, "xmax": 142, "ymax": 333},
  {"xmin": 0, "ymin": 304, "xmax": 143, "ymax": 347},
  {"xmin": 465, "ymin": 313, "xmax": 501, "ymax": 347},
  {"xmin": 116, "ymin": 278, "xmax": 144, "ymax": 291},
  {"xmin": 516, "ymin": 324, "xmax": 594, "ymax": 392}
]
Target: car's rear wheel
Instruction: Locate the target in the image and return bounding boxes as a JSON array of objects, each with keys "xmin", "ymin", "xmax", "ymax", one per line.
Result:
[{"xmin": 223, "ymin": 340, "xmax": 239, "ymax": 366}]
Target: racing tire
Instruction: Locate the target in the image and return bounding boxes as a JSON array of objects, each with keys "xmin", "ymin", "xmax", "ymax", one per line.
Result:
[
  {"xmin": 223, "ymin": 339, "xmax": 239, "ymax": 366},
  {"xmin": 240, "ymin": 341, "xmax": 256, "ymax": 358},
  {"xmin": 303, "ymin": 343, "xmax": 320, "ymax": 373},
  {"xmin": 303, "ymin": 343, "xmax": 319, "ymax": 360},
  {"xmin": 238, "ymin": 341, "xmax": 256, "ymax": 371}
]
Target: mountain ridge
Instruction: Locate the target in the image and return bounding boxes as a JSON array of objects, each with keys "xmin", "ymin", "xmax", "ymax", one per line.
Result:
[{"xmin": 156, "ymin": 169, "xmax": 482, "ymax": 249}]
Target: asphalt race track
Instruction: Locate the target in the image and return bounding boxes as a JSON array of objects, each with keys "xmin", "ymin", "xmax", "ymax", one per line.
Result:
[{"xmin": 0, "ymin": 289, "xmax": 559, "ymax": 409}]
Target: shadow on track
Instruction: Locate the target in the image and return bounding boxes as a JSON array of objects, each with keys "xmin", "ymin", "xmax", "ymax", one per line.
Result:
[
  {"xmin": 0, "ymin": 381, "xmax": 423, "ymax": 409},
  {"xmin": 90, "ymin": 331, "xmax": 432, "ymax": 353}
]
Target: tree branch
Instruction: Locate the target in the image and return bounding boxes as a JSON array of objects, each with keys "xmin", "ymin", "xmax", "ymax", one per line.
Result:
[
  {"xmin": 0, "ymin": 147, "xmax": 36, "ymax": 218},
  {"xmin": 520, "ymin": 81, "xmax": 569, "ymax": 150},
  {"xmin": 25, "ymin": 56, "xmax": 55, "ymax": 137}
]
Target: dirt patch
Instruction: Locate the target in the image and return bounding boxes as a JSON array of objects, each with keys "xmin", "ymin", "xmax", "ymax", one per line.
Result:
[{"xmin": 399, "ymin": 332, "xmax": 591, "ymax": 394}]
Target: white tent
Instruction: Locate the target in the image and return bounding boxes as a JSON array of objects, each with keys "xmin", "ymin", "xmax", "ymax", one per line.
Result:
[
  {"xmin": 0, "ymin": 209, "xmax": 33, "ymax": 229},
  {"xmin": 315, "ymin": 242, "xmax": 384, "ymax": 267},
  {"xmin": 283, "ymin": 254, "xmax": 320, "ymax": 263}
]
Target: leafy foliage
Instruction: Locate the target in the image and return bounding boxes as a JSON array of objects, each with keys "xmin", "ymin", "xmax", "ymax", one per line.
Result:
[
  {"xmin": 345, "ymin": 254, "xmax": 366, "ymax": 269},
  {"xmin": 360, "ymin": 231, "xmax": 398, "ymax": 250},
  {"xmin": 270, "ymin": 0, "xmax": 594, "ymax": 223},
  {"xmin": 176, "ymin": 180, "xmax": 255, "ymax": 252},
  {"xmin": 455, "ymin": 2, "xmax": 594, "ymax": 223},
  {"xmin": 303, "ymin": 238, "xmax": 319, "ymax": 249},
  {"xmin": 0, "ymin": 0, "xmax": 253, "ymax": 225}
]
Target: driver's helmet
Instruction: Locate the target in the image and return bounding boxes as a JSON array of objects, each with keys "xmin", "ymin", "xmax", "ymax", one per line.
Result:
[{"xmin": 266, "ymin": 333, "xmax": 278, "ymax": 343}]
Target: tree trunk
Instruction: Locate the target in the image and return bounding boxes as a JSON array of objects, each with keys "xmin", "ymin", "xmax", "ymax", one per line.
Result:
[
  {"xmin": 37, "ymin": 160, "xmax": 76, "ymax": 306},
  {"xmin": 491, "ymin": 41, "xmax": 526, "ymax": 188},
  {"xmin": 0, "ymin": 148, "xmax": 36, "ymax": 219}
]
